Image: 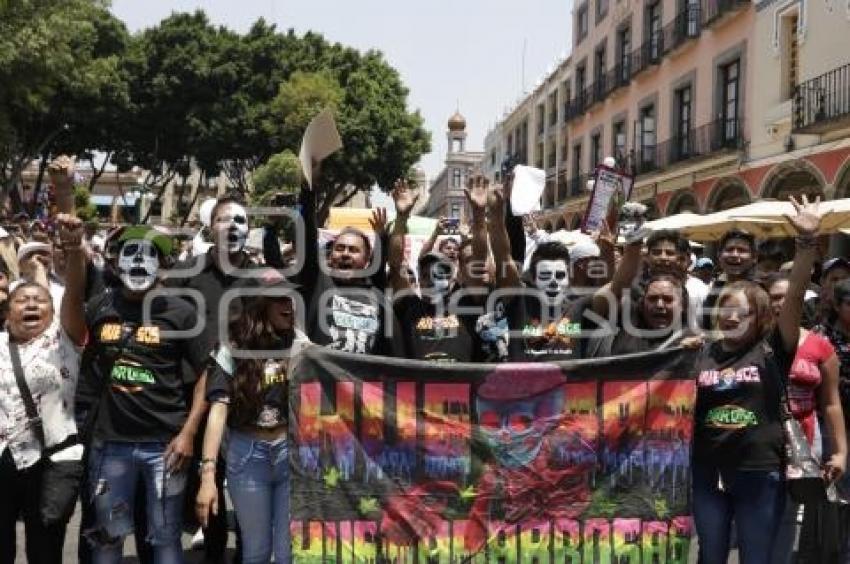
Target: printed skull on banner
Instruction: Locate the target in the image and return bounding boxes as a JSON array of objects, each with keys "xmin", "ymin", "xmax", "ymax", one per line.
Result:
[
  {"xmin": 118, "ymin": 240, "xmax": 159, "ymax": 292},
  {"xmin": 465, "ymin": 363, "xmax": 592, "ymax": 552}
]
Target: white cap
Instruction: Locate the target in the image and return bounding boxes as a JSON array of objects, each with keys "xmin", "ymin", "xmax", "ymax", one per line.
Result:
[
  {"xmin": 569, "ymin": 240, "xmax": 601, "ymax": 266},
  {"xmin": 17, "ymin": 242, "xmax": 52, "ymax": 261},
  {"xmin": 199, "ymin": 198, "xmax": 217, "ymax": 228}
]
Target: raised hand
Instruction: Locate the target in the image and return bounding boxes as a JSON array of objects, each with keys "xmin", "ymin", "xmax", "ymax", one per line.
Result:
[
  {"xmin": 369, "ymin": 207, "xmax": 388, "ymax": 235},
  {"xmin": 464, "ymin": 174, "xmax": 489, "ymax": 213},
  {"xmin": 487, "ymin": 184, "xmax": 506, "ymax": 224},
  {"xmin": 391, "ymin": 179, "xmax": 419, "ymax": 218},
  {"xmin": 48, "ymin": 155, "xmax": 76, "ymax": 187},
  {"xmin": 593, "ymin": 219, "xmax": 615, "ymax": 250},
  {"xmin": 56, "ymin": 213, "xmax": 84, "ymax": 251},
  {"xmin": 786, "ymin": 194, "xmax": 823, "ymax": 237}
]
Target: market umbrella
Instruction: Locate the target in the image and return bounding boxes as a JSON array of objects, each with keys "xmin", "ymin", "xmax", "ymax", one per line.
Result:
[
  {"xmin": 645, "ymin": 211, "xmax": 786, "ymax": 242},
  {"xmin": 646, "ymin": 198, "xmax": 850, "ymax": 242},
  {"xmin": 726, "ymin": 198, "xmax": 850, "ymax": 235}
]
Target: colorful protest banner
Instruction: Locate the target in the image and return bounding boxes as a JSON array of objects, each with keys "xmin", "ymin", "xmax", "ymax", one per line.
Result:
[{"xmin": 290, "ymin": 347, "xmax": 696, "ymax": 563}]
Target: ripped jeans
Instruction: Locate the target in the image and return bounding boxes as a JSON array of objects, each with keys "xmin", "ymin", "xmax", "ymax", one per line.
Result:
[{"xmin": 86, "ymin": 441, "xmax": 187, "ymax": 564}]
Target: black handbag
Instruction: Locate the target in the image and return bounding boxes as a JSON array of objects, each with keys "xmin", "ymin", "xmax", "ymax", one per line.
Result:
[
  {"xmin": 9, "ymin": 341, "xmax": 84, "ymax": 527},
  {"xmin": 778, "ymin": 363, "xmax": 826, "ymax": 504}
]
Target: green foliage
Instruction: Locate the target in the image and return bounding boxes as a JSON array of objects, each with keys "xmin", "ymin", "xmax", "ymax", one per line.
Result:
[
  {"xmin": 73, "ymin": 185, "xmax": 97, "ymax": 221},
  {"xmin": 0, "ymin": 0, "xmax": 130, "ymax": 204},
  {"xmin": 250, "ymin": 150, "xmax": 301, "ymax": 205},
  {"xmin": 0, "ymin": 5, "xmax": 430, "ymax": 222}
]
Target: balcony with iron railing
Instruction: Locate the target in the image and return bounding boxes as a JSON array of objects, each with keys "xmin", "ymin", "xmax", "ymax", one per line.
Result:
[
  {"xmin": 636, "ymin": 117, "xmax": 744, "ymax": 174},
  {"xmin": 702, "ymin": 0, "xmax": 749, "ymax": 28},
  {"xmin": 793, "ymin": 62, "xmax": 850, "ymax": 133},
  {"xmin": 663, "ymin": 5, "xmax": 701, "ymax": 54}
]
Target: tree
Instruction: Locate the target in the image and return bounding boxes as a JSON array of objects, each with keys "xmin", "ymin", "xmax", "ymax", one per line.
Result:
[
  {"xmin": 74, "ymin": 185, "xmax": 98, "ymax": 221},
  {"xmin": 0, "ymin": 0, "xmax": 129, "ymax": 212},
  {"xmin": 263, "ymin": 38, "xmax": 431, "ymax": 225},
  {"xmin": 250, "ymin": 150, "xmax": 301, "ymax": 205}
]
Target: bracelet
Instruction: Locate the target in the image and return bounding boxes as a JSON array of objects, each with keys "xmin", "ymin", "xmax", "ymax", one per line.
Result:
[{"xmin": 199, "ymin": 458, "xmax": 216, "ymax": 469}]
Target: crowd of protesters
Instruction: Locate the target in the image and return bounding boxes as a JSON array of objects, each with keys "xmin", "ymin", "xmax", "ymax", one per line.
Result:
[{"xmin": 1, "ymin": 155, "xmax": 850, "ymax": 564}]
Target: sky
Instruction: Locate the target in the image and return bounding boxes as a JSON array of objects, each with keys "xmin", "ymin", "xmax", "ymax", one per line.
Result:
[{"xmin": 111, "ymin": 0, "xmax": 573, "ymax": 185}]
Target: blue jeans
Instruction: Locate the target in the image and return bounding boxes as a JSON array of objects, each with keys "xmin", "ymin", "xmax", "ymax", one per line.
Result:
[
  {"xmin": 693, "ymin": 463, "xmax": 786, "ymax": 564},
  {"xmin": 86, "ymin": 441, "xmax": 187, "ymax": 564},
  {"xmin": 226, "ymin": 430, "xmax": 290, "ymax": 564}
]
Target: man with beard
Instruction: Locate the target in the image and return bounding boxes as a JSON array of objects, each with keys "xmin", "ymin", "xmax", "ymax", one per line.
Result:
[
  {"xmin": 388, "ymin": 180, "xmax": 486, "ymax": 362},
  {"xmin": 82, "ymin": 226, "xmax": 209, "ymax": 563},
  {"xmin": 294, "ymin": 174, "xmax": 399, "ymax": 356}
]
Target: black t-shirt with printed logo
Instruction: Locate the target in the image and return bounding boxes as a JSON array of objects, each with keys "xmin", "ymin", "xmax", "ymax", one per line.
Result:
[
  {"xmin": 395, "ymin": 293, "xmax": 478, "ymax": 363},
  {"xmin": 693, "ymin": 329, "xmax": 793, "ymax": 470},
  {"xmin": 306, "ymin": 272, "xmax": 400, "ymax": 357},
  {"xmin": 205, "ymin": 335, "xmax": 292, "ymax": 429},
  {"xmin": 506, "ymin": 293, "xmax": 581, "ymax": 362},
  {"xmin": 86, "ymin": 292, "xmax": 209, "ymax": 442}
]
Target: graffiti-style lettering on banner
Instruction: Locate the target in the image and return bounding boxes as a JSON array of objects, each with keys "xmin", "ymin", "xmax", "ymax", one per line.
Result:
[{"xmin": 290, "ymin": 347, "xmax": 696, "ymax": 562}]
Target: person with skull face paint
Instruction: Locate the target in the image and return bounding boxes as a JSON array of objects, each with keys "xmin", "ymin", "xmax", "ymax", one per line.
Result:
[
  {"xmin": 162, "ymin": 195, "xmax": 260, "ymax": 561},
  {"xmin": 388, "ymin": 181, "xmax": 482, "ymax": 363},
  {"xmin": 83, "ymin": 226, "xmax": 210, "ymax": 564}
]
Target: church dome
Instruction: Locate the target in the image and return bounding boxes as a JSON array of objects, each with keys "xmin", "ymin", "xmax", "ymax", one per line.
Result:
[{"xmin": 448, "ymin": 111, "xmax": 466, "ymax": 131}]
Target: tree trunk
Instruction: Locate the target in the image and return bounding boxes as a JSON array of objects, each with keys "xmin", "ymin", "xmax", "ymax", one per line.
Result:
[{"xmin": 179, "ymin": 173, "xmax": 203, "ymax": 227}]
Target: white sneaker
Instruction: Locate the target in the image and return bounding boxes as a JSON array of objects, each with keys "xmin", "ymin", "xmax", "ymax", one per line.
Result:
[{"xmin": 190, "ymin": 528, "xmax": 205, "ymax": 550}]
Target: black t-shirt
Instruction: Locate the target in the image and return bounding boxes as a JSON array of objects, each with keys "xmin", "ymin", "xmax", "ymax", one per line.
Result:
[
  {"xmin": 306, "ymin": 272, "xmax": 398, "ymax": 356},
  {"xmin": 458, "ymin": 291, "xmax": 510, "ymax": 363},
  {"xmin": 395, "ymin": 293, "xmax": 477, "ymax": 363},
  {"xmin": 206, "ymin": 335, "xmax": 297, "ymax": 429},
  {"xmin": 165, "ymin": 251, "xmax": 260, "ymax": 351},
  {"xmin": 693, "ymin": 329, "xmax": 793, "ymax": 470},
  {"xmin": 86, "ymin": 292, "xmax": 209, "ymax": 442},
  {"xmin": 506, "ymin": 292, "xmax": 581, "ymax": 362}
]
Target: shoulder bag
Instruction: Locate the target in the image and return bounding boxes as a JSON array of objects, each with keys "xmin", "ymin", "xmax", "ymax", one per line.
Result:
[{"xmin": 9, "ymin": 341, "xmax": 84, "ymax": 527}]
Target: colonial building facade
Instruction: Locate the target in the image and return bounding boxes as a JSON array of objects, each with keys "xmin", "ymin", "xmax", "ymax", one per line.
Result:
[{"xmin": 484, "ymin": 0, "xmax": 850, "ymax": 233}]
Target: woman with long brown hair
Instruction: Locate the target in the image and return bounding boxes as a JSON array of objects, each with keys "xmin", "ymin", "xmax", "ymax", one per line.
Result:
[
  {"xmin": 195, "ymin": 280, "xmax": 309, "ymax": 564},
  {"xmin": 691, "ymin": 197, "xmax": 827, "ymax": 564}
]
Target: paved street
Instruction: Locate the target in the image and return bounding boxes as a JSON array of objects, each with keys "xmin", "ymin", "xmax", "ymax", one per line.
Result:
[{"xmin": 14, "ymin": 503, "xmax": 238, "ymax": 563}]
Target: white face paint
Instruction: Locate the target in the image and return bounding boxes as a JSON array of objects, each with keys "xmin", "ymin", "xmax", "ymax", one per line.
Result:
[
  {"xmin": 534, "ymin": 259, "xmax": 570, "ymax": 304},
  {"xmin": 213, "ymin": 203, "xmax": 249, "ymax": 253},
  {"xmin": 118, "ymin": 239, "xmax": 159, "ymax": 292},
  {"xmin": 426, "ymin": 261, "xmax": 454, "ymax": 303}
]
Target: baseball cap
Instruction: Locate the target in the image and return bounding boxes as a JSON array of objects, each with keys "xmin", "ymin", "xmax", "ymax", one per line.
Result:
[
  {"xmin": 694, "ymin": 257, "xmax": 714, "ymax": 270},
  {"xmin": 823, "ymin": 257, "xmax": 850, "ymax": 276},
  {"xmin": 569, "ymin": 240, "xmax": 601, "ymax": 266},
  {"xmin": 17, "ymin": 241, "xmax": 52, "ymax": 262},
  {"xmin": 118, "ymin": 226, "xmax": 174, "ymax": 257}
]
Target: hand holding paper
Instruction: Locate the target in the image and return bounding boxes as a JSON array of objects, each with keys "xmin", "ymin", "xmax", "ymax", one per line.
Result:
[
  {"xmin": 299, "ymin": 108, "xmax": 343, "ymax": 189},
  {"xmin": 509, "ymin": 165, "xmax": 545, "ymax": 216}
]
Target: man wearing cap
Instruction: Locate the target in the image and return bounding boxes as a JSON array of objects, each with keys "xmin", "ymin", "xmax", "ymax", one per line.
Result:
[
  {"xmin": 389, "ymin": 183, "xmax": 484, "ymax": 363},
  {"xmin": 693, "ymin": 257, "xmax": 715, "ymax": 285},
  {"xmin": 82, "ymin": 226, "xmax": 209, "ymax": 563}
]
